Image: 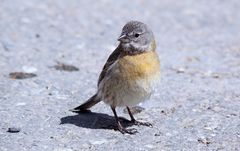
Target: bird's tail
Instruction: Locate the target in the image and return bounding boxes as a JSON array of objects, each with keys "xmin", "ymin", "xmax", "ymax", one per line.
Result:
[{"xmin": 70, "ymin": 94, "xmax": 101, "ymax": 113}]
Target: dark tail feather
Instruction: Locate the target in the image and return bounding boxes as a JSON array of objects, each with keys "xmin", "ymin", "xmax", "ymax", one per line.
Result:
[{"xmin": 70, "ymin": 94, "xmax": 101, "ymax": 113}]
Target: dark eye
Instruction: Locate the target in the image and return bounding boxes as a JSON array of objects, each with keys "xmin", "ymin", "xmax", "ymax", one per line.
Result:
[{"xmin": 134, "ymin": 33, "xmax": 140, "ymax": 38}]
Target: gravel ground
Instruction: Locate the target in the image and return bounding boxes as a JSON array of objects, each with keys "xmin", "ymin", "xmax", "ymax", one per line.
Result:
[{"xmin": 0, "ymin": 0, "xmax": 240, "ymax": 150}]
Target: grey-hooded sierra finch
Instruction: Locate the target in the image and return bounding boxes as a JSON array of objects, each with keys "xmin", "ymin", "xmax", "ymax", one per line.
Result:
[{"xmin": 71, "ymin": 21, "xmax": 160, "ymax": 134}]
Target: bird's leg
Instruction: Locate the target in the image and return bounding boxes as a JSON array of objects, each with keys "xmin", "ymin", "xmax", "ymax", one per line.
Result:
[
  {"xmin": 126, "ymin": 106, "xmax": 153, "ymax": 127},
  {"xmin": 111, "ymin": 106, "xmax": 137, "ymax": 134}
]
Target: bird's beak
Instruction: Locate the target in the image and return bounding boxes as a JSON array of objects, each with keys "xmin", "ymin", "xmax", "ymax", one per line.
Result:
[{"xmin": 117, "ymin": 34, "xmax": 127, "ymax": 42}]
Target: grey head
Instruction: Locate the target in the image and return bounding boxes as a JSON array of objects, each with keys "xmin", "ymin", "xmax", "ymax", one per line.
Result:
[{"xmin": 118, "ymin": 21, "xmax": 155, "ymax": 54}]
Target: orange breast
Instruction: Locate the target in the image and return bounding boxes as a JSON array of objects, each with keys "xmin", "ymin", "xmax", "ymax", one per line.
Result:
[{"xmin": 118, "ymin": 50, "xmax": 160, "ymax": 81}]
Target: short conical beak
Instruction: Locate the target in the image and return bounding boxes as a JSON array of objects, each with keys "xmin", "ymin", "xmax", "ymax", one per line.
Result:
[
  {"xmin": 118, "ymin": 34, "xmax": 127, "ymax": 41},
  {"xmin": 118, "ymin": 34, "xmax": 130, "ymax": 43}
]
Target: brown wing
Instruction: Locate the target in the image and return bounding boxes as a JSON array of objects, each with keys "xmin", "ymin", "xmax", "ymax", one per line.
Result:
[{"xmin": 97, "ymin": 44, "xmax": 122, "ymax": 86}]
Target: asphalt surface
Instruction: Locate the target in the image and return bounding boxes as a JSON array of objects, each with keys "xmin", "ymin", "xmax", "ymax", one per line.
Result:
[{"xmin": 0, "ymin": 0, "xmax": 240, "ymax": 150}]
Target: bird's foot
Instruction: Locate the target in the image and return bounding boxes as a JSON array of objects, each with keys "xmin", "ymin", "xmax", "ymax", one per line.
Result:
[{"xmin": 118, "ymin": 126, "xmax": 138, "ymax": 134}]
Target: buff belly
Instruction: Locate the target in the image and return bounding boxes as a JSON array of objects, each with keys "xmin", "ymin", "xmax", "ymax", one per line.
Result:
[{"xmin": 98, "ymin": 50, "xmax": 160, "ymax": 107}]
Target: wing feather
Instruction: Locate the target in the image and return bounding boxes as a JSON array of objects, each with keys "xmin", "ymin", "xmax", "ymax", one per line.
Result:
[{"xmin": 97, "ymin": 45, "xmax": 122, "ymax": 86}]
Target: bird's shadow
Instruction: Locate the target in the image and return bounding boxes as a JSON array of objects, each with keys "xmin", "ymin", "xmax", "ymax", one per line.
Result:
[{"xmin": 60, "ymin": 111, "xmax": 134, "ymax": 130}]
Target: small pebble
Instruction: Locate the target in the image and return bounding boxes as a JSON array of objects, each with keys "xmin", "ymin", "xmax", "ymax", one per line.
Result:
[
  {"xmin": 9, "ymin": 72, "xmax": 37, "ymax": 79},
  {"xmin": 197, "ymin": 137, "xmax": 211, "ymax": 145},
  {"xmin": 35, "ymin": 34, "xmax": 40, "ymax": 38},
  {"xmin": 89, "ymin": 139, "xmax": 107, "ymax": 145},
  {"xmin": 212, "ymin": 73, "xmax": 220, "ymax": 78},
  {"xmin": 145, "ymin": 144, "xmax": 155, "ymax": 149},
  {"xmin": 53, "ymin": 62, "xmax": 79, "ymax": 72},
  {"xmin": 154, "ymin": 131, "xmax": 162, "ymax": 136},
  {"xmin": 16, "ymin": 102, "xmax": 26, "ymax": 106},
  {"xmin": 176, "ymin": 67, "xmax": 185, "ymax": 73},
  {"xmin": 22, "ymin": 66, "xmax": 37, "ymax": 73},
  {"xmin": 7, "ymin": 127, "xmax": 21, "ymax": 133}
]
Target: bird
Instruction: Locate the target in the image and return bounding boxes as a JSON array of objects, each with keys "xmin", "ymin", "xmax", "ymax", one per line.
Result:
[{"xmin": 70, "ymin": 21, "xmax": 161, "ymax": 134}]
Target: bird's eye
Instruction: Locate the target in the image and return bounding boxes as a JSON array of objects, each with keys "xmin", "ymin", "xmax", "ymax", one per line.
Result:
[{"xmin": 134, "ymin": 33, "xmax": 140, "ymax": 38}]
